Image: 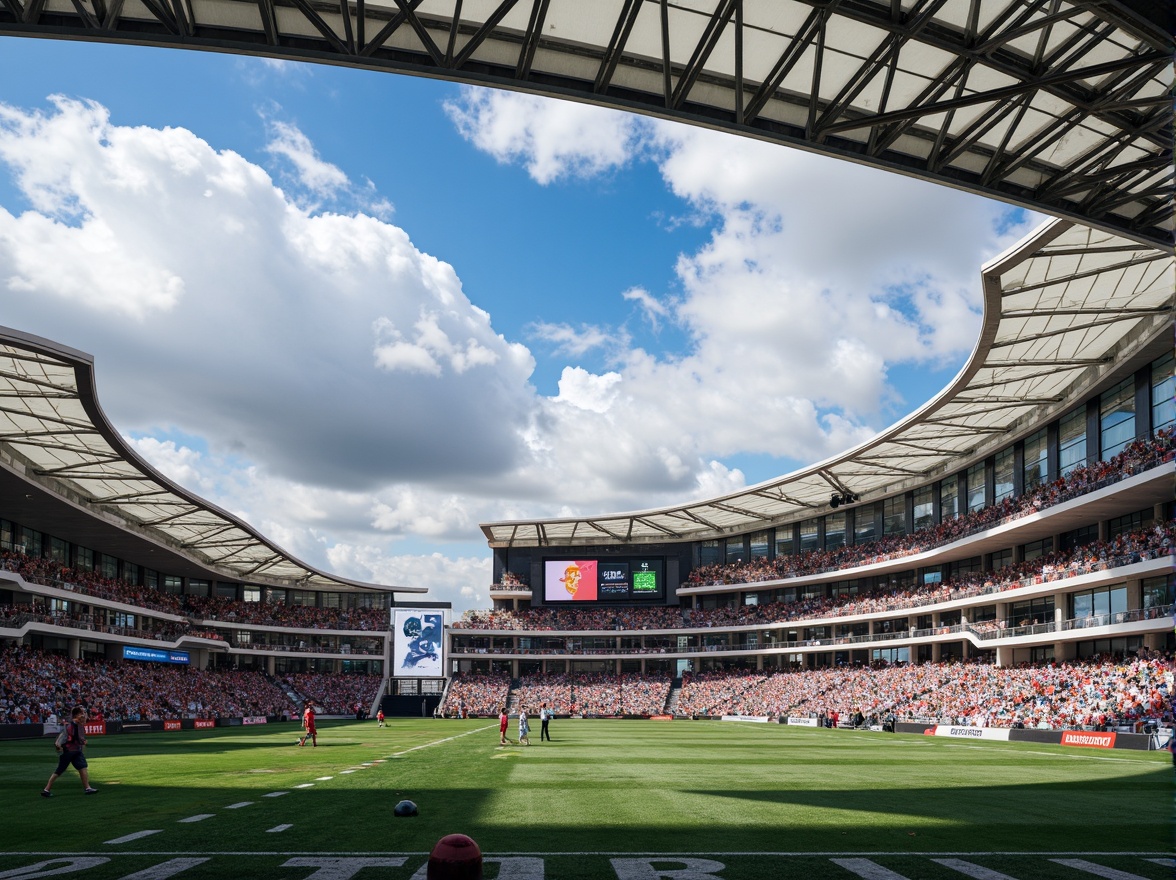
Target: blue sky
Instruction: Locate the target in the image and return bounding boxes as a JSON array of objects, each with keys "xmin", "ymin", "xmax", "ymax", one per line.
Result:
[{"xmin": 0, "ymin": 36, "xmax": 1042, "ymax": 611}]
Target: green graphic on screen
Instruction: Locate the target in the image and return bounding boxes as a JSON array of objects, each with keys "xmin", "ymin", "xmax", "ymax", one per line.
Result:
[{"xmin": 632, "ymin": 570, "xmax": 658, "ymax": 592}]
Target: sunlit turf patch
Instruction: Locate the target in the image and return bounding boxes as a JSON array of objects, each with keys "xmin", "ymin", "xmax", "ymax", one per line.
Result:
[{"xmin": 0, "ymin": 718, "xmax": 1169, "ymax": 877}]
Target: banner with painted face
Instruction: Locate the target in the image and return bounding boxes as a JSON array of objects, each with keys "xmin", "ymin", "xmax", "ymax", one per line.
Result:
[{"xmin": 393, "ymin": 610, "xmax": 444, "ymax": 677}]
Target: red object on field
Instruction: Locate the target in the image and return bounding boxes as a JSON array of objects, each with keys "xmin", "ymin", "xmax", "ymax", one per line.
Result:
[{"xmin": 428, "ymin": 834, "xmax": 482, "ymax": 880}]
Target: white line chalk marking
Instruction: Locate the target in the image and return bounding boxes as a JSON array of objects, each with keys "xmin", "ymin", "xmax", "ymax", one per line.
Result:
[
  {"xmin": 224, "ymin": 802, "xmax": 253, "ymax": 810},
  {"xmin": 104, "ymin": 830, "xmax": 162, "ymax": 845},
  {"xmin": 266, "ymin": 825, "xmax": 293, "ymax": 833},
  {"xmin": 116, "ymin": 857, "xmax": 211, "ymax": 879},
  {"xmin": 933, "ymin": 858, "xmax": 1020, "ymax": 879},
  {"xmin": 831, "ymin": 858, "xmax": 912, "ymax": 879},
  {"xmin": 1049, "ymin": 859, "xmax": 1151, "ymax": 880},
  {"xmin": 263, "ymin": 791, "xmax": 289, "ymax": 797}
]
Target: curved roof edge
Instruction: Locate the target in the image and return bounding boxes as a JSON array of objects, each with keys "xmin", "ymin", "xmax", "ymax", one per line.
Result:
[
  {"xmin": 1, "ymin": 0, "xmax": 1170, "ymax": 249},
  {"xmin": 481, "ymin": 217, "xmax": 1175, "ymax": 548},
  {"xmin": 0, "ymin": 326, "xmax": 425, "ymax": 594}
]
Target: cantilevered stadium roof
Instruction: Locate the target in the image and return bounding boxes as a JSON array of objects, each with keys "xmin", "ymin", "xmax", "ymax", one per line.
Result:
[
  {"xmin": 0, "ymin": 328, "xmax": 426, "ymax": 592},
  {"xmin": 481, "ymin": 217, "xmax": 1174, "ymax": 548},
  {"xmin": 1, "ymin": 0, "xmax": 1171, "ymax": 247}
]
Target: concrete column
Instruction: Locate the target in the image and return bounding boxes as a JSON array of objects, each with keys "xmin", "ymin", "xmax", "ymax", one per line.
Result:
[
  {"xmin": 756, "ymin": 654, "xmax": 764, "ymax": 671},
  {"xmin": 995, "ymin": 645, "xmax": 1011, "ymax": 667},
  {"xmin": 68, "ymin": 638, "xmax": 80, "ymax": 660},
  {"xmin": 266, "ymin": 655, "xmax": 275, "ymax": 675},
  {"xmin": 931, "ymin": 642, "xmax": 941, "ymax": 662},
  {"xmin": 1126, "ymin": 578, "xmax": 1142, "ymax": 615}
]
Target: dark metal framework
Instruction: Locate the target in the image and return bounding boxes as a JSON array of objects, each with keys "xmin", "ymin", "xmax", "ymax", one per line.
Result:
[{"xmin": 0, "ymin": 0, "xmax": 1170, "ymax": 247}]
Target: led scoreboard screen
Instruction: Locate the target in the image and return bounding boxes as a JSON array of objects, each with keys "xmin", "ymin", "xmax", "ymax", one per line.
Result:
[{"xmin": 543, "ymin": 558, "xmax": 664, "ymax": 603}]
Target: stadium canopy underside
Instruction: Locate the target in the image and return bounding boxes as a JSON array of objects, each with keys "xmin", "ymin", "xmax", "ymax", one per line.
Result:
[
  {"xmin": 0, "ymin": 327, "xmax": 426, "ymax": 593},
  {"xmin": 482, "ymin": 217, "xmax": 1174, "ymax": 548},
  {"xmin": 0, "ymin": 0, "xmax": 1171, "ymax": 248}
]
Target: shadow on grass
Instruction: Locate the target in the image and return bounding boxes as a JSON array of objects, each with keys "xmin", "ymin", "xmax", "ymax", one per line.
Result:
[{"xmin": 4, "ymin": 769, "xmax": 1171, "ymax": 857}]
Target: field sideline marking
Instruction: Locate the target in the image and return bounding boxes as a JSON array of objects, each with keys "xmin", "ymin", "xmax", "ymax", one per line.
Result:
[
  {"xmin": 115, "ymin": 857, "xmax": 210, "ymax": 879},
  {"xmin": 831, "ymin": 858, "xmax": 909, "ymax": 879},
  {"xmin": 933, "ymin": 858, "xmax": 1019, "ymax": 879},
  {"xmin": 1049, "ymin": 859, "xmax": 1153, "ymax": 879},
  {"xmin": 388, "ymin": 725, "xmax": 496, "ymax": 759},
  {"xmin": 22, "ymin": 851, "xmax": 1166, "ymax": 858},
  {"xmin": 102, "ymin": 831, "xmax": 162, "ymax": 845}
]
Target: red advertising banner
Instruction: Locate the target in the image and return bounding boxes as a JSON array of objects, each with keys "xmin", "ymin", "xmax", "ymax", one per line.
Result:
[
  {"xmin": 83, "ymin": 722, "xmax": 106, "ymax": 736},
  {"xmin": 242, "ymin": 716, "xmax": 268, "ymax": 726},
  {"xmin": 193, "ymin": 719, "xmax": 216, "ymax": 729},
  {"xmin": 163, "ymin": 720, "xmax": 182, "ymax": 731},
  {"xmin": 1061, "ymin": 730, "xmax": 1116, "ymax": 749}
]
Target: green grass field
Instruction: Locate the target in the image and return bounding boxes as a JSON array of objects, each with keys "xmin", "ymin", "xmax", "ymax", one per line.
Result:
[{"xmin": 1, "ymin": 718, "xmax": 1171, "ymax": 879}]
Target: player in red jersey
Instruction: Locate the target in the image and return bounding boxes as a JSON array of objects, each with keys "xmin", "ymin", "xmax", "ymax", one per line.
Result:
[{"xmin": 297, "ymin": 701, "xmax": 317, "ymax": 747}]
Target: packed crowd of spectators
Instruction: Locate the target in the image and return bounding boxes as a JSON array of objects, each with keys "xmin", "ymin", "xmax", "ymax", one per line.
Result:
[
  {"xmin": 687, "ymin": 431, "xmax": 1173, "ymax": 588},
  {"xmin": 0, "ymin": 552, "xmax": 185, "ymax": 614},
  {"xmin": 0, "ymin": 549, "xmax": 390, "ymax": 636},
  {"xmin": 185, "ymin": 596, "xmax": 388, "ymax": 631},
  {"xmin": 512, "ymin": 673, "xmax": 573, "ymax": 716},
  {"xmin": 0, "ymin": 645, "xmax": 290, "ymax": 723},
  {"xmin": 451, "ymin": 523, "xmax": 1171, "ymax": 641},
  {"xmin": 675, "ymin": 651, "xmax": 1172, "ymax": 730},
  {"xmin": 688, "ymin": 522, "xmax": 1173, "ymax": 630},
  {"xmin": 454, "ymin": 605, "xmax": 686, "ymax": 631},
  {"xmin": 581, "ymin": 673, "xmax": 671, "ymax": 716},
  {"xmin": 491, "ymin": 572, "xmax": 530, "ymax": 590},
  {"xmin": 0, "ymin": 599, "xmax": 196, "ymax": 642},
  {"xmin": 279, "ymin": 672, "xmax": 383, "ymax": 716},
  {"xmin": 432, "ymin": 651, "xmax": 1171, "ymax": 731},
  {"xmin": 439, "ymin": 672, "xmax": 511, "ymax": 717}
]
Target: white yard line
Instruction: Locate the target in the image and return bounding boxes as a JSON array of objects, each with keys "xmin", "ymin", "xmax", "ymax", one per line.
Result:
[
  {"xmin": 1049, "ymin": 859, "xmax": 1152, "ymax": 880},
  {"xmin": 263, "ymin": 791, "xmax": 290, "ymax": 797},
  {"xmin": 389, "ymin": 725, "xmax": 496, "ymax": 759},
  {"xmin": 224, "ymin": 802, "xmax": 253, "ymax": 809},
  {"xmin": 115, "ymin": 858, "xmax": 211, "ymax": 879},
  {"xmin": 830, "ymin": 858, "xmax": 913, "ymax": 879},
  {"xmin": 266, "ymin": 825, "xmax": 294, "ymax": 833},
  {"xmin": 933, "ymin": 858, "xmax": 1021, "ymax": 879},
  {"xmin": 103, "ymin": 830, "xmax": 162, "ymax": 845},
  {"xmin": 177, "ymin": 815, "xmax": 214, "ymax": 824}
]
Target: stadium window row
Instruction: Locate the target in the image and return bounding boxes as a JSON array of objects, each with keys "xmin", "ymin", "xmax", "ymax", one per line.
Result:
[{"xmin": 468, "ymin": 348, "xmax": 1174, "ymax": 677}]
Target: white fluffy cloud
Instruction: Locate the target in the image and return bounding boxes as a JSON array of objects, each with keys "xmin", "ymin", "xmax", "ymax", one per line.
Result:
[
  {"xmin": 265, "ymin": 119, "xmax": 349, "ymax": 198},
  {"xmin": 447, "ymin": 90, "xmax": 1042, "ymax": 472},
  {"xmin": 444, "ymin": 89, "xmax": 643, "ymax": 184},
  {"xmin": 0, "ymin": 90, "xmax": 1044, "ymax": 612}
]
